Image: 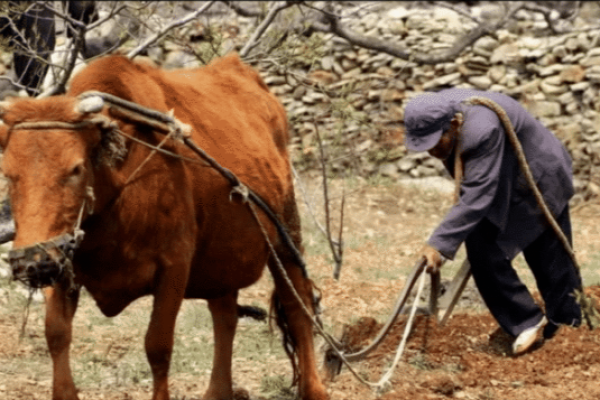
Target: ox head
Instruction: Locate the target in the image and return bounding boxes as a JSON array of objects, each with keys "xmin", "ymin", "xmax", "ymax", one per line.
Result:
[{"xmin": 0, "ymin": 95, "xmax": 115, "ymax": 288}]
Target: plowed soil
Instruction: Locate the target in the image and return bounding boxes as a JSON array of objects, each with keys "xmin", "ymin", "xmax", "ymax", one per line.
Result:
[{"xmin": 333, "ymin": 287, "xmax": 600, "ymax": 400}]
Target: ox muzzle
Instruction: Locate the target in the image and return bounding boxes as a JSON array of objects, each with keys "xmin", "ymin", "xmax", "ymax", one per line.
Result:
[{"xmin": 9, "ymin": 230, "xmax": 84, "ymax": 289}]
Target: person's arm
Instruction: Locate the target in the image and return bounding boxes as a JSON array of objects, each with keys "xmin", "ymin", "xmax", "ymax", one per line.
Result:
[{"xmin": 428, "ymin": 118, "xmax": 505, "ymax": 260}]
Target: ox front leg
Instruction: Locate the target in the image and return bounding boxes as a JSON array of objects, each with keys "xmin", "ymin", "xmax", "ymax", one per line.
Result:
[
  {"xmin": 203, "ymin": 292, "xmax": 238, "ymax": 400},
  {"xmin": 44, "ymin": 282, "xmax": 80, "ymax": 400},
  {"xmin": 269, "ymin": 260, "xmax": 328, "ymax": 400},
  {"xmin": 145, "ymin": 272, "xmax": 187, "ymax": 400}
]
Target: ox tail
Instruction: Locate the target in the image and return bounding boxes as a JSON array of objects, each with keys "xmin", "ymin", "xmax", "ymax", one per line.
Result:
[{"xmin": 269, "ymin": 276, "xmax": 323, "ymax": 387}]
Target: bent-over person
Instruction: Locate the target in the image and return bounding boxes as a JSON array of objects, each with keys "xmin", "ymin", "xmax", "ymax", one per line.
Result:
[{"xmin": 403, "ymin": 88, "xmax": 582, "ymax": 355}]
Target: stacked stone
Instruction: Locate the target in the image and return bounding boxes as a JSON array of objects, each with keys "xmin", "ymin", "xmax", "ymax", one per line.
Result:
[
  {"xmin": 254, "ymin": 3, "xmax": 600, "ymax": 201},
  {"xmin": 1, "ymin": 3, "xmax": 599, "ymax": 198}
]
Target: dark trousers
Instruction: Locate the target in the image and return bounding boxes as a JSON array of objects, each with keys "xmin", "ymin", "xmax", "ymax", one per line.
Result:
[{"xmin": 465, "ymin": 208, "xmax": 582, "ymax": 337}]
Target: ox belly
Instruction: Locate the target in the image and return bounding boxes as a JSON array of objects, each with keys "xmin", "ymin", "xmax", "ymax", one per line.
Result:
[
  {"xmin": 74, "ymin": 213, "xmax": 274, "ymax": 315},
  {"xmin": 74, "ymin": 251, "xmax": 163, "ymax": 317},
  {"xmin": 185, "ymin": 209, "xmax": 274, "ymax": 300},
  {"xmin": 184, "ymin": 242, "xmax": 271, "ymax": 300},
  {"xmin": 73, "ymin": 223, "xmax": 197, "ymax": 317},
  {"xmin": 75, "ymin": 237, "xmax": 271, "ymax": 314}
]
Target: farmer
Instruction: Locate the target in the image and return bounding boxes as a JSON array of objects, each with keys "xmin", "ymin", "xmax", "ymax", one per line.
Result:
[
  {"xmin": 0, "ymin": 1, "xmax": 106, "ymax": 97},
  {"xmin": 403, "ymin": 88, "xmax": 582, "ymax": 355}
]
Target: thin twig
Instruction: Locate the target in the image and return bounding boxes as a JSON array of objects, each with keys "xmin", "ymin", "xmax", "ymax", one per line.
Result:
[
  {"xmin": 127, "ymin": 1, "xmax": 216, "ymax": 59},
  {"xmin": 305, "ymin": 1, "xmax": 529, "ymax": 64},
  {"xmin": 86, "ymin": 3, "xmax": 129, "ymax": 31},
  {"xmin": 223, "ymin": 1, "xmax": 266, "ymax": 18},
  {"xmin": 40, "ymin": 1, "xmax": 86, "ymax": 29},
  {"xmin": 312, "ymin": 118, "xmax": 343, "ymax": 278},
  {"xmin": 433, "ymin": 1, "xmax": 483, "ymax": 25},
  {"xmin": 333, "ymin": 189, "xmax": 345, "ymax": 280},
  {"xmin": 291, "ymin": 166, "xmax": 335, "ymax": 244},
  {"xmin": 239, "ymin": 1, "xmax": 294, "ymax": 59},
  {"xmin": 522, "ymin": 4, "xmax": 569, "ymax": 34},
  {"xmin": 54, "ymin": 23, "xmax": 86, "ymax": 96}
]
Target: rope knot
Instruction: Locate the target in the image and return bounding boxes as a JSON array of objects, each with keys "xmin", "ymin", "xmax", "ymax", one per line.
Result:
[
  {"xmin": 166, "ymin": 109, "xmax": 192, "ymax": 142},
  {"xmin": 230, "ymin": 183, "xmax": 250, "ymax": 203}
]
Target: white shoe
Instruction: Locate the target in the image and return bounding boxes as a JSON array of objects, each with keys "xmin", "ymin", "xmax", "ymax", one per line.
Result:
[{"xmin": 512, "ymin": 316, "xmax": 547, "ymax": 355}]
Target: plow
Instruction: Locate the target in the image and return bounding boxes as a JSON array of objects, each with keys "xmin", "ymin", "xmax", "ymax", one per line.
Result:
[
  {"xmin": 322, "ymin": 257, "xmax": 473, "ymax": 391},
  {"xmin": 323, "ymin": 258, "xmax": 472, "ymax": 376}
]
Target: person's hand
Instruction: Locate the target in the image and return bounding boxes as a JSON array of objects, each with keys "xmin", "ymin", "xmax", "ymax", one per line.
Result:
[{"xmin": 420, "ymin": 244, "xmax": 443, "ymax": 274}]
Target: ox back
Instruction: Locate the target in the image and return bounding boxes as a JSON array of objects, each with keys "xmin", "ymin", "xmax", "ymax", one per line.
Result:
[{"xmin": 0, "ymin": 54, "xmax": 328, "ymax": 400}]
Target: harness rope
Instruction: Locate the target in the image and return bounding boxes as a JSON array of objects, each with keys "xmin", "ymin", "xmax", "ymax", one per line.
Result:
[
  {"xmin": 73, "ymin": 91, "xmax": 420, "ymax": 391},
  {"xmin": 77, "ymin": 91, "xmax": 311, "ymax": 279},
  {"xmin": 452, "ymin": 113, "xmax": 464, "ymax": 205},
  {"xmin": 10, "ymin": 187, "xmax": 90, "ymax": 336},
  {"xmin": 247, "ymin": 196, "xmax": 428, "ymax": 392}
]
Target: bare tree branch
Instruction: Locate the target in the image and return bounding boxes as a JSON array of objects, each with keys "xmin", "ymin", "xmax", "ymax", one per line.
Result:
[
  {"xmin": 41, "ymin": 29, "xmax": 84, "ymax": 97},
  {"xmin": 433, "ymin": 1, "xmax": 483, "ymax": 25},
  {"xmin": 308, "ymin": 18, "xmax": 410, "ymax": 60},
  {"xmin": 40, "ymin": 1, "xmax": 86, "ymax": 30},
  {"xmin": 239, "ymin": 1, "xmax": 295, "ymax": 59},
  {"xmin": 291, "ymin": 165, "xmax": 335, "ymax": 244},
  {"xmin": 86, "ymin": 3, "xmax": 129, "ymax": 31},
  {"xmin": 305, "ymin": 1, "xmax": 527, "ymax": 65},
  {"xmin": 312, "ymin": 117, "xmax": 344, "ymax": 279},
  {"xmin": 522, "ymin": 3, "xmax": 574, "ymax": 34},
  {"xmin": 0, "ymin": 75, "xmax": 28, "ymax": 94},
  {"xmin": 222, "ymin": 1, "xmax": 266, "ymax": 18},
  {"xmin": 35, "ymin": 2, "xmax": 89, "ymax": 97},
  {"xmin": 333, "ymin": 190, "xmax": 345, "ymax": 281},
  {"xmin": 127, "ymin": 1, "xmax": 216, "ymax": 59}
]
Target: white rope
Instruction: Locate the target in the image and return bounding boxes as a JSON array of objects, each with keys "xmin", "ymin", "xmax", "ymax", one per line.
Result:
[
  {"xmin": 246, "ymin": 199, "xmax": 428, "ymax": 392},
  {"xmin": 376, "ymin": 269, "xmax": 427, "ymax": 394}
]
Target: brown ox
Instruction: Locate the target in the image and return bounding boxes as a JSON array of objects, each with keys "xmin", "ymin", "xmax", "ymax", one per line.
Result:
[{"xmin": 0, "ymin": 54, "xmax": 328, "ymax": 400}]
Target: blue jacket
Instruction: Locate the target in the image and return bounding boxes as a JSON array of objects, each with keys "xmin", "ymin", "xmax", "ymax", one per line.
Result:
[{"xmin": 425, "ymin": 89, "xmax": 573, "ymax": 260}]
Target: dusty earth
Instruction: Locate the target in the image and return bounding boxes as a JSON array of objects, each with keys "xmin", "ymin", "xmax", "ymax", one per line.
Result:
[{"xmin": 2, "ymin": 173, "xmax": 600, "ymax": 400}]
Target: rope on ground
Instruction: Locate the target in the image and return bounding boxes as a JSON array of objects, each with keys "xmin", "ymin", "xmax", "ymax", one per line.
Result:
[{"xmin": 246, "ymin": 198, "xmax": 428, "ymax": 393}]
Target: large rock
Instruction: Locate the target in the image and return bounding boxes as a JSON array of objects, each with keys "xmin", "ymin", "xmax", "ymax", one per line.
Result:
[
  {"xmin": 490, "ymin": 43, "xmax": 521, "ymax": 65},
  {"xmin": 528, "ymin": 101, "xmax": 562, "ymax": 118},
  {"xmin": 559, "ymin": 65, "xmax": 586, "ymax": 83}
]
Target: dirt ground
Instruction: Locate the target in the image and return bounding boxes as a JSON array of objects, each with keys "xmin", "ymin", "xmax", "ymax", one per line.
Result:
[
  {"xmin": 2, "ymin": 174, "xmax": 600, "ymax": 400},
  {"xmin": 333, "ymin": 292, "xmax": 600, "ymax": 400}
]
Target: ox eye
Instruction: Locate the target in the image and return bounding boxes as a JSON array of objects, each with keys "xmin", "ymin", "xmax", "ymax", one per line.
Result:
[
  {"xmin": 71, "ymin": 164, "xmax": 84, "ymax": 176},
  {"xmin": 65, "ymin": 162, "xmax": 85, "ymax": 184}
]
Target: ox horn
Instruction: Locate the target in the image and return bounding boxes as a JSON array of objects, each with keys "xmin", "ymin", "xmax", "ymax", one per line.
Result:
[{"xmin": 77, "ymin": 95, "xmax": 105, "ymax": 114}]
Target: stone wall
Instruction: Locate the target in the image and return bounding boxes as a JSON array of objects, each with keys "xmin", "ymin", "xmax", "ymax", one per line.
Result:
[
  {"xmin": 2, "ymin": 2, "xmax": 600, "ymax": 200},
  {"xmin": 251, "ymin": 3, "xmax": 600, "ymax": 202}
]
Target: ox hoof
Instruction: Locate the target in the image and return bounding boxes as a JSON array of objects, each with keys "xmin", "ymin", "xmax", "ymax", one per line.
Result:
[
  {"xmin": 232, "ymin": 387, "xmax": 250, "ymax": 400},
  {"xmin": 202, "ymin": 386, "xmax": 249, "ymax": 400},
  {"xmin": 303, "ymin": 383, "xmax": 329, "ymax": 400}
]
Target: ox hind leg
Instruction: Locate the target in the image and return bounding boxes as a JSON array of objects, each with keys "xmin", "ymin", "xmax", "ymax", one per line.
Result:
[
  {"xmin": 269, "ymin": 257, "xmax": 327, "ymax": 400},
  {"xmin": 203, "ymin": 292, "xmax": 239, "ymax": 400},
  {"xmin": 267, "ymin": 200, "xmax": 328, "ymax": 400},
  {"xmin": 44, "ymin": 281, "xmax": 80, "ymax": 400}
]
